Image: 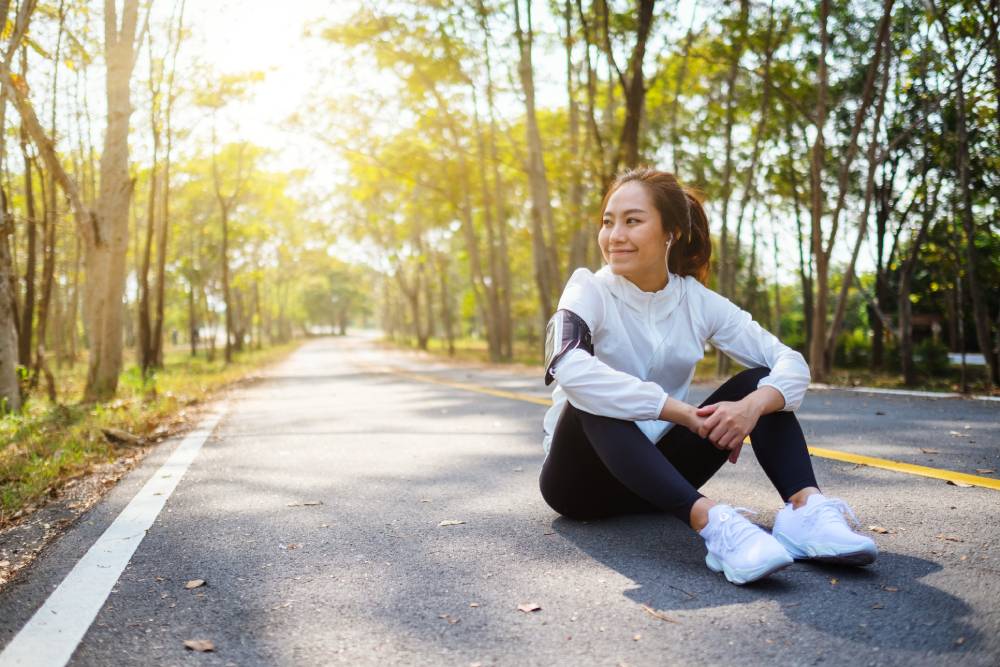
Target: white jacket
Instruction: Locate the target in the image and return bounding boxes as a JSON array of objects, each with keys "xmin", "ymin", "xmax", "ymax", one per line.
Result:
[{"xmin": 542, "ymin": 266, "xmax": 811, "ymax": 456}]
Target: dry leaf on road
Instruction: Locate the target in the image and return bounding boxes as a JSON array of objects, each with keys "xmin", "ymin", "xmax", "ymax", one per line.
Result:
[
  {"xmin": 868, "ymin": 525, "xmax": 890, "ymax": 534},
  {"xmin": 975, "ymin": 469, "xmax": 995, "ymax": 474},
  {"xmin": 517, "ymin": 602, "xmax": 541, "ymax": 613},
  {"xmin": 946, "ymin": 480, "xmax": 974, "ymax": 488},
  {"xmin": 183, "ymin": 639, "xmax": 215, "ymax": 652},
  {"xmin": 920, "ymin": 448, "xmax": 940, "ymax": 454},
  {"xmin": 439, "ymin": 520, "xmax": 465, "ymax": 527},
  {"xmin": 185, "ymin": 579, "xmax": 205, "ymax": 590},
  {"xmin": 640, "ymin": 604, "xmax": 679, "ymax": 624},
  {"xmin": 935, "ymin": 534, "xmax": 963, "ymax": 542}
]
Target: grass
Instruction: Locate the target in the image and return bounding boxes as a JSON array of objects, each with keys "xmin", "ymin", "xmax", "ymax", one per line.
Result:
[
  {"xmin": 382, "ymin": 336, "xmax": 995, "ymax": 394},
  {"xmin": 0, "ymin": 340, "xmax": 302, "ymax": 527}
]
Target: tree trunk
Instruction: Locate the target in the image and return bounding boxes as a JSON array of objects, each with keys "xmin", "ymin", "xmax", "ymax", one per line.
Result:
[
  {"xmin": 613, "ymin": 0, "xmax": 656, "ymax": 170},
  {"xmin": 477, "ymin": 1, "xmax": 513, "ymax": 359},
  {"xmin": 84, "ymin": 0, "xmax": 141, "ymax": 401},
  {"xmin": 18, "ymin": 136, "xmax": 36, "ymax": 368},
  {"xmin": 514, "ymin": 0, "xmax": 559, "ymax": 325},
  {"xmin": 953, "ymin": 73, "xmax": 996, "ymax": 387},
  {"xmin": 715, "ymin": 0, "xmax": 749, "ymax": 376},
  {"xmin": 0, "ymin": 187, "xmax": 21, "ymax": 411},
  {"xmin": 152, "ymin": 0, "xmax": 187, "ymax": 368},
  {"xmin": 436, "ymin": 253, "xmax": 455, "ymax": 356},
  {"xmin": 808, "ymin": 0, "xmax": 830, "ymax": 381},
  {"xmin": 810, "ymin": 0, "xmax": 893, "ymax": 381}
]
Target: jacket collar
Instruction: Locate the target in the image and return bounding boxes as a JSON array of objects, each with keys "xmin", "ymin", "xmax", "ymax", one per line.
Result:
[{"xmin": 596, "ymin": 264, "xmax": 685, "ymax": 316}]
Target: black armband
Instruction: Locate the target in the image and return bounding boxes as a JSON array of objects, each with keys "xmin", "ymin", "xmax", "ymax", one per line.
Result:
[{"xmin": 543, "ymin": 309, "xmax": 594, "ymax": 386}]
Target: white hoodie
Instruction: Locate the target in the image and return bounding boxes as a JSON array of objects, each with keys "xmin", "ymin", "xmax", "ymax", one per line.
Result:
[{"xmin": 542, "ymin": 266, "xmax": 811, "ymax": 456}]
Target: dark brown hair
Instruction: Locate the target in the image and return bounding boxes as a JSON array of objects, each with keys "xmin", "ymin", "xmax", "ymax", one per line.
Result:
[{"xmin": 600, "ymin": 167, "xmax": 712, "ymax": 284}]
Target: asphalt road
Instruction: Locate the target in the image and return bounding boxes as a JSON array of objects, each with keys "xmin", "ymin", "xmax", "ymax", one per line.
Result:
[{"xmin": 1, "ymin": 336, "xmax": 998, "ymax": 666}]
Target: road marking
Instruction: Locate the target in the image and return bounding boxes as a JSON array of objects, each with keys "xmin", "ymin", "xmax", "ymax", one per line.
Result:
[
  {"xmin": 805, "ymin": 446, "xmax": 1000, "ymax": 490},
  {"xmin": 361, "ymin": 364, "xmax": 552, "ymax": 406},
  {"xmin": 0, "ymin": 406, "xmax": 226, "ymax": 667},
  {"xmin": 368, "ymin": 364, "xmax": 1000, "ymax": 492},
  {"xmin": 809, "ymin": 383, "xmax": 1000, "ymax": 402}
]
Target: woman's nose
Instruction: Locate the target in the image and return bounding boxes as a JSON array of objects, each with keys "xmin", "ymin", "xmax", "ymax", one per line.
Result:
[{"xmin": 609, "ymin": 221, "xmax": 627, "ymax": 242}]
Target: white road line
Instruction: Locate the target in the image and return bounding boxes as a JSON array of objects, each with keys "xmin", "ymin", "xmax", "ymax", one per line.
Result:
[
  {"xmin": 809, "ymin": 383, "xmax": 999, "ymax": 402},
  {"xmin": 0, "ymin": 406, "xmax": 226, "ymax": 667}
]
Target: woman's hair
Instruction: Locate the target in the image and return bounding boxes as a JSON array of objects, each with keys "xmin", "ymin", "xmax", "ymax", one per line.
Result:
[{"xmin": 600, "ymin": 167, "xmax": 712, "ymax": 284}]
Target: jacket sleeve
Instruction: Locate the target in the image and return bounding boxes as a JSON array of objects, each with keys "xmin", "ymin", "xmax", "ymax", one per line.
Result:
[
  {"xmin": 552, "ymin": 349, "xmax": 669, "ymax": 420},
  {"xmin": 702, "ymin": 287, "xmax": 811, "ymax": 411},
  {"xmin": 549, "ymin": 268, "xmax": 669, "ymax": 420}
]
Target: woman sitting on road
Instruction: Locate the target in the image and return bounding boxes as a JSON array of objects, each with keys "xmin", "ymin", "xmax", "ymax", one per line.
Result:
[{"xmin": 539, "ymin": 167, "xmax": 876, "ymax": 585}]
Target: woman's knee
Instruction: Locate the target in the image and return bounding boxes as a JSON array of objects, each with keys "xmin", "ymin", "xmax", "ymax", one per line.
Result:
[
  {"xmin": 538, "ymin": 475, "xmax": 599, "ymax": 521},
  {"xmin": 717, "ymin": 366, "xmax": 772, "ymax": 399}
]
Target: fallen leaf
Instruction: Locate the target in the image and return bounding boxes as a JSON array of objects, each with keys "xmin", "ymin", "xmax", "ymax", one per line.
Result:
[
  {"xmin": 949, "ymin": 431, "xmax": 963, "ymax": 437},
  {"xmin": 543, "ymin": 531, "xmax": 556, "ymax": 536},
  {"xmin": 319, "ymin": 523, "xmax": 331, "ymax": 528},
  {"xmin": 955, "ymin": 637, "xmax": 966, "ymax": 646},
  {"xmin": 0, "ymin": 560, "xmax": 10, "ymax": 568},
  {"xmin": 869, "ymin": 525, "xmax": 890, "ymax": 534},
  {"xmin": 439, "ymin": 520, "xmax": 465, "ymax": 527},
  {"xmin": 975, "ymin": 469, "xmax": 995, "ymax": 474},
  {"xmin": 517, "ymin": 602, "xmax": 541, "ymax": 613},
  {"xmin": 875, "ymin": 411, "xmax": 885, "ymax": 415},
  {"xmin": 935, "ymin": 534, "xmax": 963, "ymax": 542},
  {"xmin": 640, "ymin": 604, "xmax": 679, "ymax": 624},
  {"xmin": 469, "ymin": 602, "xmax": 480, "ymax": 608},
  {"xmin": 303, "ymin": 501, "xmax": 323, "ymax": 506},
  {"xmin": 881, "ymin": 585, "xmax": 899, "ymax": 592},
  {"xmin": 286, "ymin": 502, "xmax": 301, "ymax": 507},
  {"xmin": 183, "ymin": 639, "xmax": 214, "ymax": 652},
  {"xmin": 419, "ymin": 499, "xmax": 431, "ymax": 503},
  {"xmin": 920, "ymin": 448, "xmax": 940, "ymax": 454},
  {"xmin": 830, "ymin": 578, "xmax": 838, "ymax": 585},
  {"xmin": 280, "ymin": 543, "xmax": 302, "ymax": 550},
  {"xmin": 633, "ymin": 633, "xmax": 642, "ymax": 641},
  {"xmin": 946, "ymin": 480, "xmax": 974, "ymax": 488},
  {"xmin": 185, "ymin": 579, "xmax": 205, "ymax": 590},
  {"xmin": 102, "ymin": 428, "xmax": 142, "ymax": 446},
  {"xmin": 871, "ymin": 602, "xmax": 884, "ymax": 609}
]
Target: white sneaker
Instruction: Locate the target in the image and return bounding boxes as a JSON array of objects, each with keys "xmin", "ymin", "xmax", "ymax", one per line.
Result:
[
  {"xmin": 699, "ymin": 504, "xmax": 794, "ymax": 585},
  {"xmin": 772, "ymin": 493, "xmax": 877, "ymax": 566}
]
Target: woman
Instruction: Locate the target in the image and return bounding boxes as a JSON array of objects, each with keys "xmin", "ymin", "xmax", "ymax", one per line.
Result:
[{"xmin": 539, "ymin": 167, "xmax": 876, "ymax": 585}]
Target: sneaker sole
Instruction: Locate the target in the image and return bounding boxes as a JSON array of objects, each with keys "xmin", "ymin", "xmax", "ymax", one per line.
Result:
[
  {"xmin": 805, "ymin": 549, "xmax": 876, "ymax": 566},
  {"xmin": 705, "ymin": 553, "xmax": 794, "ymax": 585},
  {"xmin": 773, "ymin": 533, "xmax": 877, "ymax": 567}
]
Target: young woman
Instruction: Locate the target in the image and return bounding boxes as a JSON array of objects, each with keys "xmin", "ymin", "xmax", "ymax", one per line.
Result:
[{"xmin": 539, "ymin": 168, "xmax": 876, "ymax": 585}]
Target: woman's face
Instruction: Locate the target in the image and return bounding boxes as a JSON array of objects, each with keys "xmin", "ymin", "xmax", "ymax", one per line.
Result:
[{"xmin": 598, "ymin": 181, "xmax": 671, "ymax": 288}]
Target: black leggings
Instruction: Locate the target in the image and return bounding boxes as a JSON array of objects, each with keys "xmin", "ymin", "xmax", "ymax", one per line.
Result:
[{"xmin": 539, "ymin": 367, "xmax": 819, "ymax": 525}]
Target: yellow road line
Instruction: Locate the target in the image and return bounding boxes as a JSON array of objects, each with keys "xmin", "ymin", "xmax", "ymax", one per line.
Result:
[
  {"xmin": 805, "ymin": 446, "xmax": 1000, "ymax": 491},
  {"xmin": 364, "ymin": 363, "xmax": 1000, "ymax": 492}
]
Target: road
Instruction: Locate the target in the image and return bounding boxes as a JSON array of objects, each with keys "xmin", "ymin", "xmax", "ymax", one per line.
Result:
[{"xmin": 1, "ymin": 336, "xmax": 998, "ymax": 666}]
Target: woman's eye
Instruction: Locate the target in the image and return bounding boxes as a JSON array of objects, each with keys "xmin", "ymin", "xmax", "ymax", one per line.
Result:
[
  {"xmin": 601, "ymin": 219, "xmax": 612, "ymax": 226},
  {"xmin": 627, "ymin": 218, "xmax": 639, "ymax": 224}
]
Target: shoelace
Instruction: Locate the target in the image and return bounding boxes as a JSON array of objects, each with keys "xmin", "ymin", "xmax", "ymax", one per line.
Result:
[
  {"xmin": 717, "ymin": 507, "xmax": 762, "ymax": 552},
  {"xmin": 805, "ymin": 497, "xmax": 860, "ymax": 529}
]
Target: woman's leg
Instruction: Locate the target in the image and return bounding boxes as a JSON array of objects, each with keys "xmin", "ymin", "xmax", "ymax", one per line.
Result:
[
  {"xmin": 539, "ymin": 401, "xmax": 704, "ymax": 523},
  {"xmin": 656, "ymin": 367, "xmax": 819, "ymax": 509}
]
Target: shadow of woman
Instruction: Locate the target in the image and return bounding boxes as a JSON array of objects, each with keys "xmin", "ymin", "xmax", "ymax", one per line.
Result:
[{"xmin": 550, "ymin": 512, "xmax": 979, "ymax": 656}]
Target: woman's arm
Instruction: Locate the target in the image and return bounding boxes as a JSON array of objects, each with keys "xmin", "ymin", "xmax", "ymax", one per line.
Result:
[
  {"xmin": 702, "ymin": 289, "xmax": 811, "ymax": 413},
  {"xmin": 553, "ymin": 349, "xmax": 670, "ymax": 422}
]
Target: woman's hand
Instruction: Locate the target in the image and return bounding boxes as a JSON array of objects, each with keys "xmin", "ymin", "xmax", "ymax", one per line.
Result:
[{"xmin": 695, "ymin": 399, "xmax": 761, "ymax": 464}]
